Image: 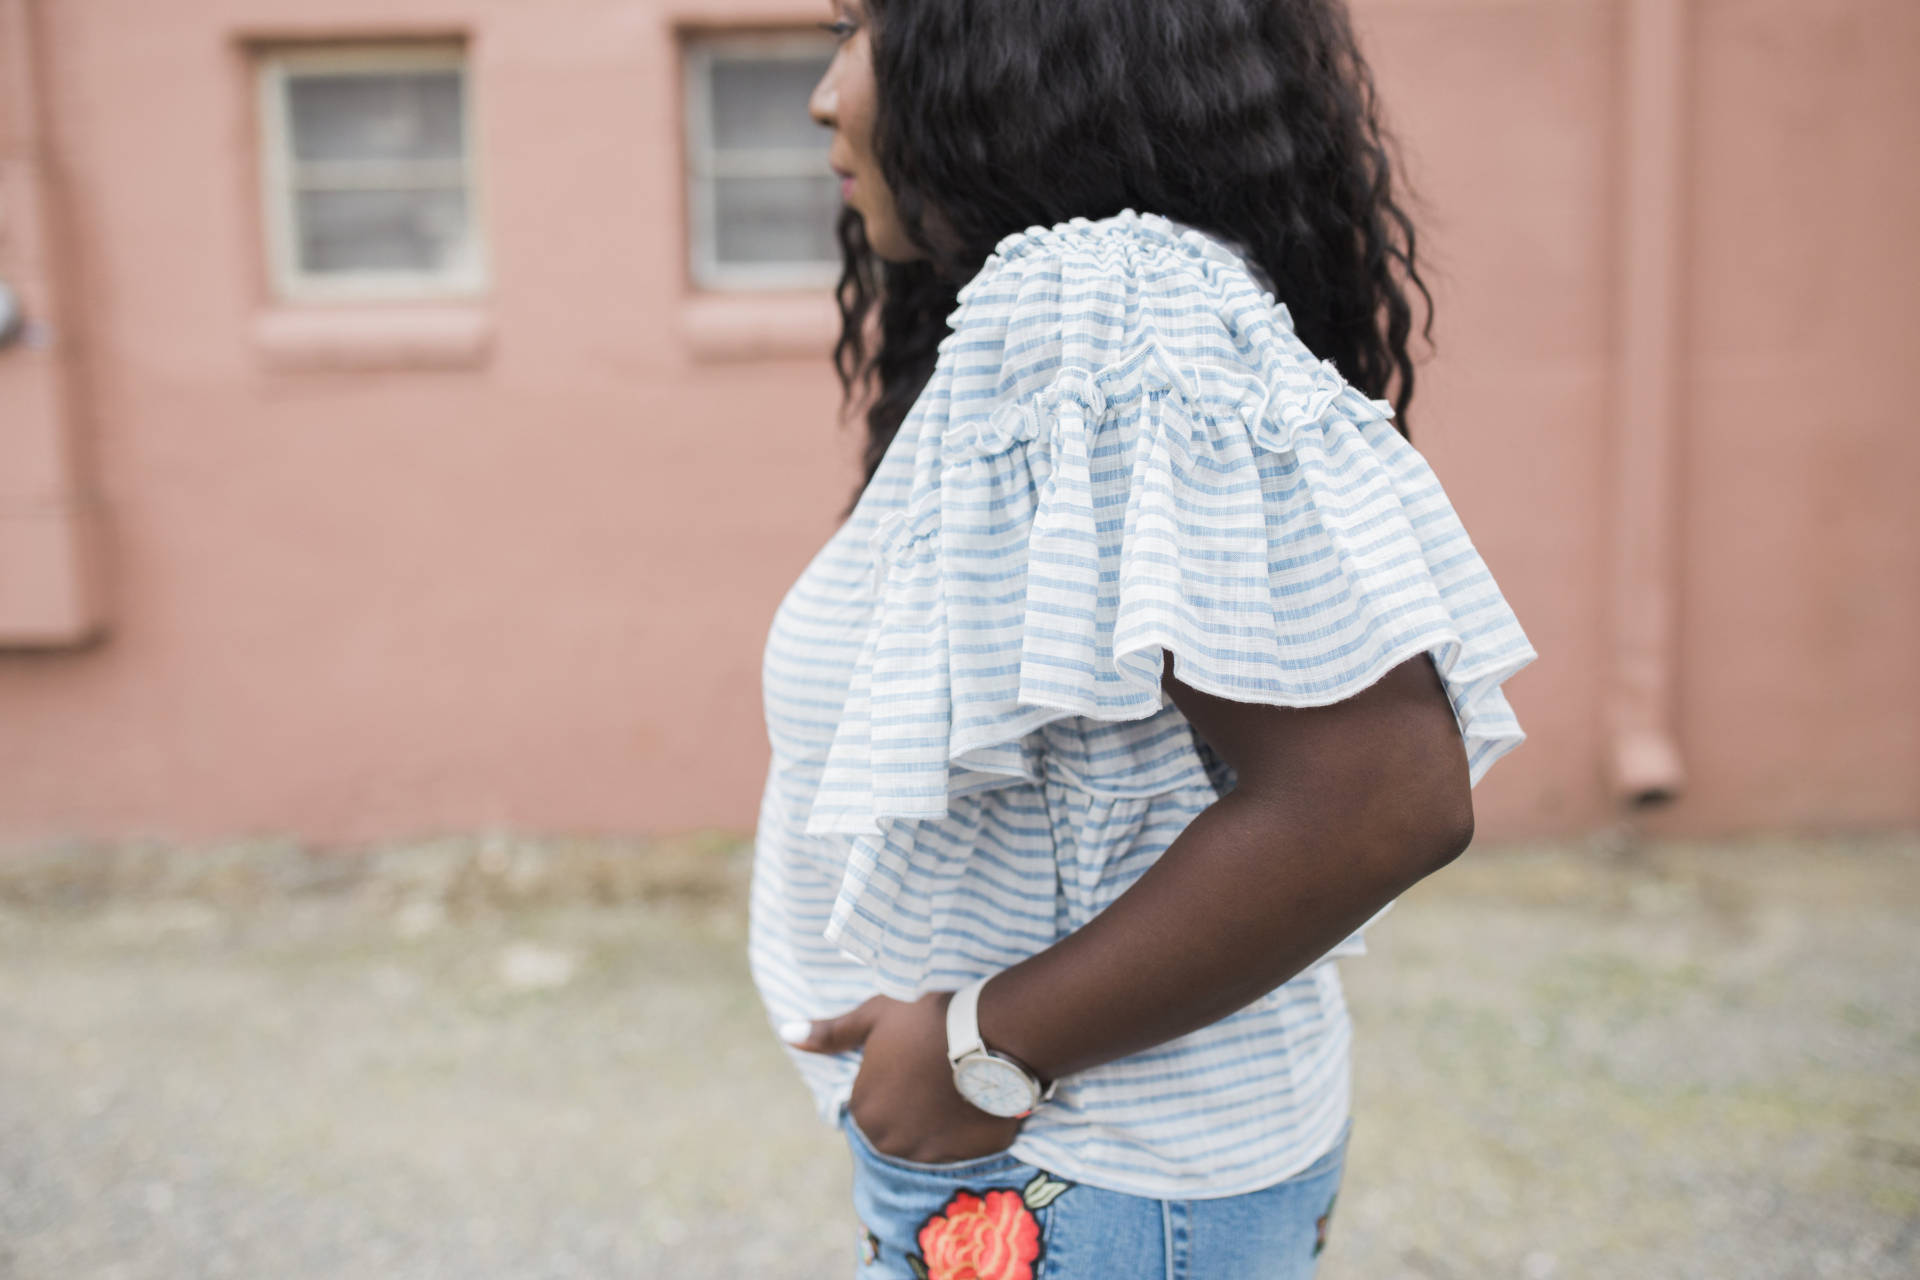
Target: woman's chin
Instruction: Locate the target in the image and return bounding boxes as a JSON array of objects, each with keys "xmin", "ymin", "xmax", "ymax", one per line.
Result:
[
  {"xmin": 866, "ymin": 237, "xmax": 926, "ymax": 265},
  {"xmin": 848, "ymin": 214, "xmax": 919, "ymax": 264}
]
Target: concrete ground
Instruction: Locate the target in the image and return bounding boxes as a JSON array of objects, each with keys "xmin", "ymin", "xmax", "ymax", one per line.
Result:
[{"xmin": 0, "ymin": 830, "xmax": 1913, "ymax": 1279}]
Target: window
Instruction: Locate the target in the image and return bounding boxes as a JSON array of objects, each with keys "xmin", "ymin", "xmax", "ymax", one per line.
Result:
[
  {"xmin": 684, "ymin": 34, "xmax": 839, "ymax": 291},
  {"xmin": 256, "ymin": 43, "xmax": 486, "ymax": 301}
]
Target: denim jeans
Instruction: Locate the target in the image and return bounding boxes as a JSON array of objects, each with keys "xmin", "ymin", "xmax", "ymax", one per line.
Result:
[{"xmin": 841, "ymin": 1108, "xmax": 1351, "ymax": 1279}]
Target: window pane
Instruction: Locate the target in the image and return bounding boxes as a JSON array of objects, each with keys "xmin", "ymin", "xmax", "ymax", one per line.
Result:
[
  {"xmin": 288, "ymin": 69, "xmax": 464, "ymax": 164},
  {"xmin": 294, "ymin": 187, "xmax": 473, "ymax": 274},
  {"xmin": 710, "ymin": 57, "xmax": 831, "ymax": 153},
  {"xmin": 713, "ymin": 175, "xmax": 840, "ymax": 265}
]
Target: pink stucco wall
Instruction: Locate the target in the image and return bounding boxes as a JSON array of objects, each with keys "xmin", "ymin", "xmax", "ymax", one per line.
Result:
[{"xmin": 1, "ymin": 0, "xmax": 1914, "ymax": 847}]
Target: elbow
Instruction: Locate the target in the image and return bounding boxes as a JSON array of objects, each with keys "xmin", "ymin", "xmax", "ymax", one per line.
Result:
[
  {"xmin": 1385, "ymin": 736, "xmax": 1476, "ymax": 880},
  {"xmin": 1427, "ymin": 788, "xmax": 1476, "ymax": 872},
  {"xmin": 1413, "ymin": 756, "xmax": 1477, "ymax": 875},
  {"xmin": 1340, "ymin": 766, "xmax": 1475, "ymax": 889}
]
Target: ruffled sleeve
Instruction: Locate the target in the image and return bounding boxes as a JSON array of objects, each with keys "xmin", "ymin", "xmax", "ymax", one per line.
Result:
[{"xmin": 801, "ymin": 209, "xmax": 1537, "ymax": 995}]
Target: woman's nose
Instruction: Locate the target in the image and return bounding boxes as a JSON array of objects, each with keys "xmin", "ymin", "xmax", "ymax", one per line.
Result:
[{"xmin": 808, "ymin": 67, "xmax": 836, "ymax": 129}]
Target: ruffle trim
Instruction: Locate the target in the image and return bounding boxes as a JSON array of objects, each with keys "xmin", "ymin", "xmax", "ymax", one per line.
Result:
[
  {"xmin": 951, "ymin": 207, "xmax": 1275, "ymax": 314},
  {"xmin": 799, "ymin": 209, "xmax": 1536, "ymax": 984}
]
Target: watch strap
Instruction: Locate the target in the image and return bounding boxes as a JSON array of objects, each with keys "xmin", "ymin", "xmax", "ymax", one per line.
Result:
[
  {"xmin": 946, "ymin": 975, "xmax": 989, "ymax": 1064},
  {"xmin": 948, "ymin": 974, "xmax": 1055, "ymax": 1111}
]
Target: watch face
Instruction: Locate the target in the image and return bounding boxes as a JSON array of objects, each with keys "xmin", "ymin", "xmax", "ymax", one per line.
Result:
[{"xmin": 954, "ymin": 1054, "xmax": 1038, "ymax": 1117}]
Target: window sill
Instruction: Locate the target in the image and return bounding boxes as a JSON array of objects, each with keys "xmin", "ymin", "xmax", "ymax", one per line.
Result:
[
  {"xmin": 251, "ymin": 304, "xmax": 493, "ymax": 371},
  {"xmin": 681, "ymin": 292, "xmax": 839, "ymax": 363}
]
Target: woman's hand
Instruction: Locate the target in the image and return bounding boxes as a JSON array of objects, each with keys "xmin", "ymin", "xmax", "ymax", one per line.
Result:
[{"xmin": 783, "ymin": 991, "xmax": 1027, "ymax": 1164}]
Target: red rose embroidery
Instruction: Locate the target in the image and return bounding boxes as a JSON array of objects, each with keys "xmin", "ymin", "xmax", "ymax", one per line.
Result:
[
  {"xmin": 915, "ymin": 1188, "xmax": 1042, "ymax": 1280},
  {"xmin": 1314, "ymin": 1189, "xmax": 1338, "ymax": 1257}
]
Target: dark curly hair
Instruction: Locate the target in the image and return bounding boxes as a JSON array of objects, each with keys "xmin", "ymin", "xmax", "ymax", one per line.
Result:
[{"xmin": 830, "ymin": 0, "xmax": 1435, "ymax": 519}]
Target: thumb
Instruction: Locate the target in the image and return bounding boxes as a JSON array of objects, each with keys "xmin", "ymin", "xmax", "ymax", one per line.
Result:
[{"xmin": 779, "ymin": 995, "xmax": 889, "ymax": 1054}]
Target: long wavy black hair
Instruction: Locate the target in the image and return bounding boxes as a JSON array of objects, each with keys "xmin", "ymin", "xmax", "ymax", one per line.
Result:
[{"xmin": 831, "ymin": 0, "xmax": 1435, "ymax": 519}]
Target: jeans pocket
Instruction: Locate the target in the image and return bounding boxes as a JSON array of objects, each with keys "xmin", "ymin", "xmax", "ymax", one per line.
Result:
[{"xmin": 841, "ymin": 1106, "xmax": 1026, "ymax": 1178}]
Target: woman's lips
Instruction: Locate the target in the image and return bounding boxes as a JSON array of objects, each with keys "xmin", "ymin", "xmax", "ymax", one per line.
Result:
[{"xmin": 840, "ymin": 175, "xmax": 855, "ymax": 199}]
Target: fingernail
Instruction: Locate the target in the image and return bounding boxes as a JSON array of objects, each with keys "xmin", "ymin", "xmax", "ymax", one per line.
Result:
[{"xmin": 778, "ymin": 1019, "xmax": 812, "ymax": 1044}]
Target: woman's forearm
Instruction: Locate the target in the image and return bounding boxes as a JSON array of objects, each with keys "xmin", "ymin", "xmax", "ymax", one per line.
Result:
[{"xmin": 976, "ymin": 654, "xmax": 1475, "ymax": 1086}]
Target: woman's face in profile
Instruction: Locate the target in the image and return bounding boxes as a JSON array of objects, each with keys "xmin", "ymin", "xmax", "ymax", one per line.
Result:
[{"xmin": 810, "ymin": 0, "xmax": 923, "ymax": 263}]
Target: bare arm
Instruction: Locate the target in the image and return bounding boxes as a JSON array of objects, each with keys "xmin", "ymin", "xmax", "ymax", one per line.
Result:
[
  {"xmin": 788, "ymin": 647, "xmax": 1476, "ymax": 1162},
  {"xmin": 976, "ymin": 648, "xmax": 1475, "ymax": 1085}
]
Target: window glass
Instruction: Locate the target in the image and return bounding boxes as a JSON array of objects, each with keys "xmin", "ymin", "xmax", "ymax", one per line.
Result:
[
  {"xmin": 287, "ymin": 71, "xmax": 464, "ymax": 164},
  {"xmin": 295, "ymin": 187, "xmax": 472, "ymax": 274},
  {"xmin": 260, "ymin": 48, "xmax": 483, "ymax": 299},
  {"xmin": 713, "ymin": 175, "xmax": 840, "ymax": 265},
  {"xmin": 687, "ymin": 39, "xmax": 838, "ymax": 288},
  {"xmin": 709, "ymin": 60, "xmax": 828, "ymax": 152}
]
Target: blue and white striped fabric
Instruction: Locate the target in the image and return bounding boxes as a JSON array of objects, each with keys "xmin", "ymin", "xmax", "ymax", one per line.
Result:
[{"xmin": 748, "ymin": 208, "xmax": 1537, "ymax": 1198}]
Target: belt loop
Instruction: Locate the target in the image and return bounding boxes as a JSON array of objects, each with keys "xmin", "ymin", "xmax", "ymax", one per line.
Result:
[{"xmin": 1161, "ymin": 1198, "xmax": 1192, "ymax": 1279}]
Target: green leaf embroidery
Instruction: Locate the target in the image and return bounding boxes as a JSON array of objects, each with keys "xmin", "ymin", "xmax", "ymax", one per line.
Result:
[
  {"xmin": 1022, "ymin": 1170, "xmax": 1073, "ymax": 1210},
  {"xmin": 906, "ymin": 1252, "xmax": 929, "ymax": 1280},
  {"xmin": 1314, "ymin": 1189, "xmax": 1338, "ymax": 1256}
]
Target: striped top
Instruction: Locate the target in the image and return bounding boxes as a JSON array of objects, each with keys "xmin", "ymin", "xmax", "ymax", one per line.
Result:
[{"xmin": 748, "ymin": 208, "xmax": 1537, "ymax": 1199}]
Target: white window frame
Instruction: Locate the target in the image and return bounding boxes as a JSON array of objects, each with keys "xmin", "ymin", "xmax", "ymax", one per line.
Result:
[
  {"xmin": 256, "ymin": 42, "xmax": 489, "ymax": 303},
  {"xmin": 683, "ymin": 32, "xmax": 840, "ymax": 292}
]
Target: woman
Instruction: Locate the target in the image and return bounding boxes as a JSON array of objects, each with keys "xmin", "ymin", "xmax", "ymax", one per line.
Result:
[{"xmin": 748, "ymin": 0, "xmax": 1538, "ymax": 1275}]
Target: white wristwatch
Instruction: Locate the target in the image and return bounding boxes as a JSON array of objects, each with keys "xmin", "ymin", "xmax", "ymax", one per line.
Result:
[{"xmin": 946, "ymin": 975, "xmax": 1057, "ymax": 1118}]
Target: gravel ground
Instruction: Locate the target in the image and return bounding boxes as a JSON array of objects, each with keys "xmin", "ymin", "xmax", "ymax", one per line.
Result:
[{"xmin": 0, "ymin": 830, "xmax": 1914, "ymax": 1279}]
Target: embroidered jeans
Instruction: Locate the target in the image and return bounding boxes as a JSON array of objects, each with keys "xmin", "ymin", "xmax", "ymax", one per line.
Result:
[{"xmin": 842, "ymin": 1108, "xmax": 1351, "ymax": 1280}]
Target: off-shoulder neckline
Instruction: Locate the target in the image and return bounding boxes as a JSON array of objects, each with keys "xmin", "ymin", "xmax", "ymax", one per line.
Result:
[{"xmin": 956, "ymin": 207, "xmax": 1275, "ymax": 305}]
